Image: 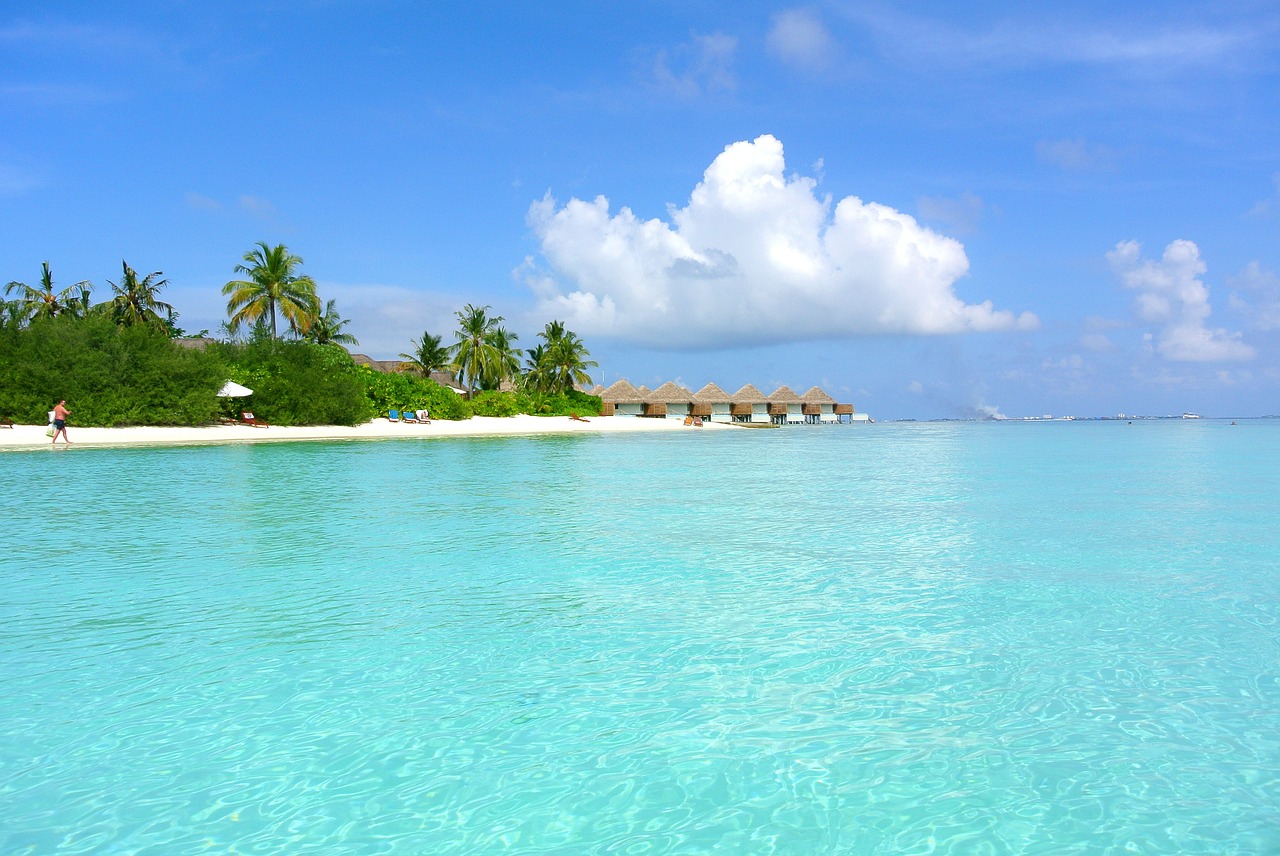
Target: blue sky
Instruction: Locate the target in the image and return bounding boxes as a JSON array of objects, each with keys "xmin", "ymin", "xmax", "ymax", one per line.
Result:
[{"xmin": 3, "ymin": 1, "xmax": 1278, "ymax": 419}]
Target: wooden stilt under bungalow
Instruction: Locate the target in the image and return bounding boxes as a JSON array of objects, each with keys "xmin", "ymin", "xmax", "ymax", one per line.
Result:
[
  {"xmin": 800, "ymin": 386, "xmax": 839, "ymax": 424},
  {"xmin": 730, "ymin": 384, "xmax": 770, "ymax": 424},
  {"xmin": 691, "ymin": 382, "xmax": 733, "ymax": 423},
  {"xmin": 765, "ymin": 385, "xmax": 805, "ymax": 425}
]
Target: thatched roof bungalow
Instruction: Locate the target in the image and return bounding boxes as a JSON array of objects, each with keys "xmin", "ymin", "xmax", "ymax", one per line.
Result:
[
  {"xmin": 596, "ymin": 375, "xmax": 868, "ymax": 422},
  {"xmin": 691, "ymin": 382, "xmax": 733, "ymax": 422},
  {"xmin": 766, "ymin": 385, "xmax": 805, "ymax": 424},
  {"xmin": 600, "ymin": 379, "xmax": 645, "ymax": 416},
  {"xmin": 730, "ymin": 384, "xmax": 770, "ymax": 424},
  {"xmin": 800, "ymin": 386, "xmax": 839, "ymax": 424},
  {"xmin": 645, "ymin": 381, "xmax": 693, "ymax": 419}
]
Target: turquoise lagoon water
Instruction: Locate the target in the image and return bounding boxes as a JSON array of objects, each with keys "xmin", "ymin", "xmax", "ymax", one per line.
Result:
[{"xmin": 2, "ymin": 420, "xmax": 1279, "ymax": 854}]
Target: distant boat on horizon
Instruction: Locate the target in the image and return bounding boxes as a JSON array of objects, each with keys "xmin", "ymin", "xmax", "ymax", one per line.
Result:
[{"xmin": 1182, "ymin": 412, "xmax": 1202, "ymax": 419}]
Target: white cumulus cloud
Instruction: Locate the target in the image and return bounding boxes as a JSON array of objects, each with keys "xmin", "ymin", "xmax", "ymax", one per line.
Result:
[
  {"xmin": 525, "ymin": 134, "xmax": 1037, "ymax": 349},
  {"xmin": 1107, "ymin": 239, "xmax": 1254, "ymax": 362}
]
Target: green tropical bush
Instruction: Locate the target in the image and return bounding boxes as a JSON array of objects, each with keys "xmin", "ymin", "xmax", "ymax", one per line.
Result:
[
  {"xmin": 214, "ymin": 339, "xmax": 375, "ymax": 426},
  {"xmin": 525, "ymin": 389, "xmax": 603, "ymax": 417},
  {"xmin": 468, "ymin": 390, "xmax": 522, "ymax": 417},
  {"xmin": 0, "ymin": 315, "xmax": 224, "ymax": 425},
  {"xmin": 467, "ymin": 388, "xmax": 601, "ymax": 418},
  {"xmin": 355, "ymin": 366, "xmax": 470, "ymax": 420}
]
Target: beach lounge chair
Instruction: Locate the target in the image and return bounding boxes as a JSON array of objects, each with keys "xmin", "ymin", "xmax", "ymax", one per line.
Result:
[
  {"xmin": 416, "ymin": 410, "xmax": 430, "ymax": 423},
  {"xmin": 241, "ymin": 411, "xmax": 269, "ymax": 428},
  {"xmin": 388, "ymin": 409, "xmax": 400, "ymax": 422},
  {"xmin": 401, "ymin": 410, "xmax": 419, "ymax": 423},
  {"xmin": 0, "ymin": 417, "xmax": 13, "ymax": 429},
  {"xmin": 570, "ymin": 413, "xmax": 590, "ymax": 422}
]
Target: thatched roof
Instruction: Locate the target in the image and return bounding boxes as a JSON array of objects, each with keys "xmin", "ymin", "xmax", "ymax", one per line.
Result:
[
  {"xmin": 646, "ymin": 381, "xmax": 693, "ymax": 403},
  {"xmin": 174, "ymin": 337, "xmax": 213, "ymax": 350},
  {"xmin": 692, "ymin": 382, "xmax": 732, "ymax": 403},
  {"xmin": 766, "ymin": 385, "xmax": 804, "ymax": 404},
  {"xmin": 730, "ymin": 384, "xmax": 768, "ymax": 403},
  {"xmin": 429, "ymin": 370, "xmax": 464, "ymax": 391},
  {"xmin": 351, "ymin": 353, "xmax": 410, "ymax": 373},
  {"xmin": 636, "ymin": 385, "xmax": 652, "ymax": 395},
  {"xmin": 587, "ymin": 384, "xmax": 605, "ymax": 396},
  {"xmin": 800, "ymin": 386, "xmax": 837, "ymax": 404},
  {"xmin": 600, "ymin": 379, "xmax": 644, "ymax": 403}
]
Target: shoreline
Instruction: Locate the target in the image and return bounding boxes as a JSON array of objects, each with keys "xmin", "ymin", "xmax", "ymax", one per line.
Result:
[{"xmin": 0, "ymin": 414, "xmax": 734, "ymax": 451}]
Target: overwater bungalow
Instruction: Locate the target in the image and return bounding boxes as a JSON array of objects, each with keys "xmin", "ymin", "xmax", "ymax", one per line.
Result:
[
  {"xmin": 766, "ymin": 385, "xmax": 805, "ymax": 425},
  {"xmin": 800, "ymin": 386, "xmax": 839, "ymax": 424},
  {"xmin": 691, "ymin": 383, "xmax": 733, "ymax": 423},
  {"xmin": 598, "ymin": 377, "xmax": 866, "ymax": 423},
  {"xmin": 730, "ymin": 384, "xmax": 771, "ymax": 424},
  {"xmin": 599, "ymin": 379, "xmax": 645, "ymax": 417},
  {"xmin": 645, "ymin": 382, "xmax": 694, "ymax": 419}
]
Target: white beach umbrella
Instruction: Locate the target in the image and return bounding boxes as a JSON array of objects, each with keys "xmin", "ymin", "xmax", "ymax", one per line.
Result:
[{"xmin": 217, "ymin": 380, "xmax": 253, "ymax": 397}]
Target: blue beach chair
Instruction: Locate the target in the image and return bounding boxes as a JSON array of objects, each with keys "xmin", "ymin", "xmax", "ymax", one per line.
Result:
[{"xmin": 388, "ymin": 409, "xmax": 400, "ymax": 422}]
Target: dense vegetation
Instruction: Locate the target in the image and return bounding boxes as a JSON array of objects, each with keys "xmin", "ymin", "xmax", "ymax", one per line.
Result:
[
  {"xmin": 0, "ymin": 315, "xmax": 223, "ymax": 426},
  {"xmin": 212, "ymin": 338, "xmax": 374, "ymax": 426},
  {"xmin": 2, "ymin": 249, "xmax": 602, "ymax": 427}
]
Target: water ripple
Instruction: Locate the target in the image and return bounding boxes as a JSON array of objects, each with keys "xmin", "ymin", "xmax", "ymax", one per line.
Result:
[{"xmin": 2, "ymin": 424, "xmax": 1279, "ymax": 853}]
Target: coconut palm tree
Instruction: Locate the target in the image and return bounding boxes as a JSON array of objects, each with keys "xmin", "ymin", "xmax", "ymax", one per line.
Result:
[
  {"xmin": 1, "ymin": 299, "xmax": 24, "ymax": 330},
  {"xmin": 450, "ymin": 303, "xmax": 502, "ymax": 395},
  {"xmin": 108, "ymin": 261, "xmax": 174, "ymax": 329},
  {"xmin": 64, "ymin": 281, "xmax": 96, "ymax": 320},
  {"xmin": 522, "ymin": 343, "xmax": 551, "ymax": 392},
  {"xmin": 399, "ymin": 331, "xmax": 452, "ymax": 376},
  {"xmin": 483, "ymin": 326, "xmax": 521, "ymax": 390},
  {"xmin": 541, "ymin": 319, "xmax": 567, "ymax": 344},
  {"xmin": 537, "ymin": 320, "xmax": 598, "ymax": 394},
  {"xmin": 223, "ymin": 242, "xmax": 320, "ymax": 339},
  {"xmin": 4, "ymin": 262, "xmax": 90, "ymax": 325},
  {"xmin": 305, "ymin": 298, "xmax": 359, "ymax": 346}
]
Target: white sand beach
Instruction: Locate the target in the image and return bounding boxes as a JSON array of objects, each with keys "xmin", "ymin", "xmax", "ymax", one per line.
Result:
[{"xmin": 0, "ymin": 414, "xmax": 734, "ymax": 450}]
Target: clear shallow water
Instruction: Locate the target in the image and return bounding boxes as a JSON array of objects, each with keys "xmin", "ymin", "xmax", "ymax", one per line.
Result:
[{"xmin": 2, "ymin": 420, "xmax": 1279, "ymax": 854}]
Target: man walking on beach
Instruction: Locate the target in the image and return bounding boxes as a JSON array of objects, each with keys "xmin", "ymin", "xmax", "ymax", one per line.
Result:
[{"xmin": 51, "ymin": 400, "xmax": 71, "ymax": 445}]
